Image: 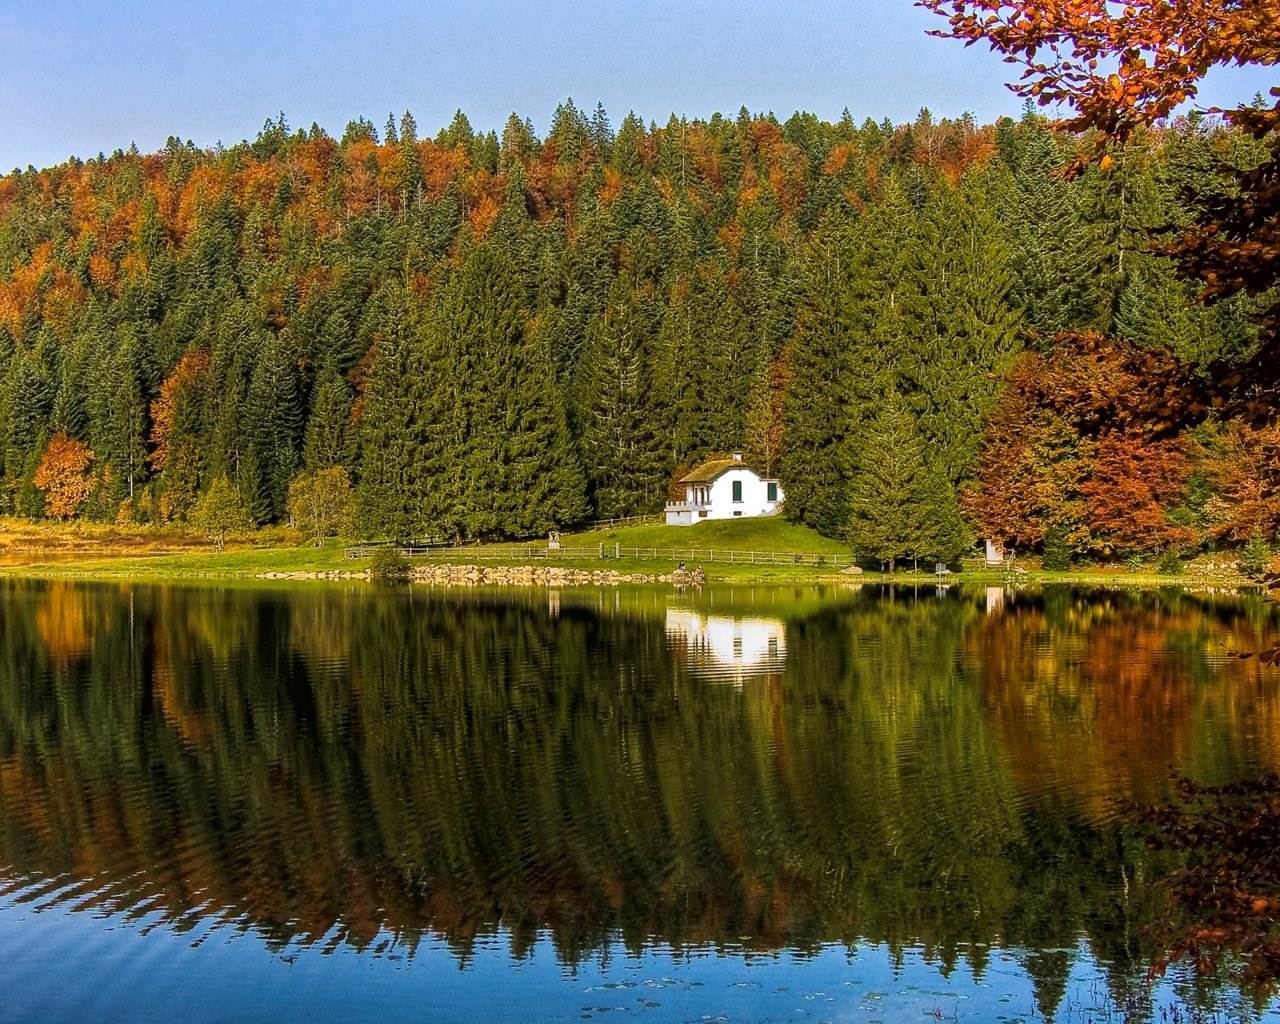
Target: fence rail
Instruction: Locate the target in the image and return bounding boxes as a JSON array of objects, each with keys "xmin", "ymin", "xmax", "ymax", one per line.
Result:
[
  {"xmin": 345, "ymin": 543, "xmax": 855, "ymax": 567},
  {"xmin": 582, "ymin": 513, "xmax": 664, "ymax": 529}
]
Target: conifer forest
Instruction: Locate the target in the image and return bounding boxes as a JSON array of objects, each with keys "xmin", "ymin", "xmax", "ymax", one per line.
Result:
[{"xmin": 0, "ymin": 102, "xmax": 1270, "ymax": 560}]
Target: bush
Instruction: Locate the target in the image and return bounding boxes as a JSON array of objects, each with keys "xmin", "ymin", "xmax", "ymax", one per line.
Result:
[
  {"xmin": 1240, "ymin": 531, "xmax": 1272, "ymax": 581},
  {"xmin": 369, "ymin": 546, "xmax": 411, "ymax": 583},
  {"xmin": 1155, "ymin": 549, "xmax": 1184, "ymax": 576},
  {"xmin": 1041, "ymin": 526, "xmax": 1072, "ymax": 572}
]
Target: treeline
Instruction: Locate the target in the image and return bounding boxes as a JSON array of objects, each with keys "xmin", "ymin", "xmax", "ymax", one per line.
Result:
[{"xmin": 0, "ymin": 102, "xmax": 1265, "ymax": 554}]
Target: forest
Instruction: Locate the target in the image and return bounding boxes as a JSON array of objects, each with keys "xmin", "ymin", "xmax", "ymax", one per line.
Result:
[{"xmin": 0, "ymin": 101, "xmax": 1271, "ymax": 562}]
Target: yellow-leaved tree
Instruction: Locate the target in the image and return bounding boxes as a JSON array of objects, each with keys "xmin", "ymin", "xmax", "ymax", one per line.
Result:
[{"xmin": 32, "ymin": 433, "xmax": 94, "ymax": 520}]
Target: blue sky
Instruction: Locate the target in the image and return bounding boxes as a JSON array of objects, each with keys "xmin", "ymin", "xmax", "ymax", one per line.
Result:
[{"xmin": 2, "ymin": 0, "xmax": 1273, "ymax": 172}]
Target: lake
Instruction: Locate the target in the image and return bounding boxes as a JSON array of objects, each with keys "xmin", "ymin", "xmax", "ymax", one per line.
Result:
[{"xmin": 1, "ymin": 579, "xmax": 1278, "ymax": 1023}]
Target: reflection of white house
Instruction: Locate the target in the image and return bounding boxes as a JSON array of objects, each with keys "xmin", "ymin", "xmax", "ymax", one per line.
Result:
[
  {"xmin": 665, "ymin": 453, "xmax": 784, "ymax": 526},
  {"xmin": 665, "ymin": 610, "xmax": 787, "ymax": 685}
]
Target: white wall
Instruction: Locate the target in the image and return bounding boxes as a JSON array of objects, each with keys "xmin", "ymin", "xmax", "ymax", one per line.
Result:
[{"xmin": 703, "ymin": 469, "xmax": 783, "ymax": 520}]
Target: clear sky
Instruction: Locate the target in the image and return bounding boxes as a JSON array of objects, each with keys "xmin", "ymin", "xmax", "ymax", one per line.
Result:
[{"xmin": 2, "ymin": 0, "xmax": 1273, "ymax": 173}]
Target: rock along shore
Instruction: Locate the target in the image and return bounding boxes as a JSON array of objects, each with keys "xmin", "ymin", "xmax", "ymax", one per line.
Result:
[{"xmin": 256, "ymin": 564, "xmax": 703, "ymax": 586}]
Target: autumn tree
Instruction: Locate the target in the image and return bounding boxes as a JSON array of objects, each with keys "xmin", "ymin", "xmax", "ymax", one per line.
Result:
[
  {"xmin": 1200, "ymin": 422, "xmax": 1280, "ymax": 542},
  {"xmin": 1079, "ymin": 432, "xmax": 1194, "ymax": 555},
  {"xmin": 189, "ymin": 475, "xmax": 253, "ymax": 551},
  {"xmin": 32, "ymin": 433, "xmax": 94, "ymax": 520},
  {"xmin": 149, "ymin": 350, "xmax": 212, "ymax": 523},
  {"xmin": 288, "ymin": 466, "xmax": 356, "ymax": 546}
]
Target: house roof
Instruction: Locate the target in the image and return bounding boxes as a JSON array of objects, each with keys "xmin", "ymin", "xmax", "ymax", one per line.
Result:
[{"xmin": 679, "ymin": 456, "xmax": 770, "ymax": 484}]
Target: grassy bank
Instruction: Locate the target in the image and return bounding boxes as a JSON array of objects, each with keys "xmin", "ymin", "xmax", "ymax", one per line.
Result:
[{"xmin": 0, "ymin": 516, "xmax": 1254, "ymax": 588}]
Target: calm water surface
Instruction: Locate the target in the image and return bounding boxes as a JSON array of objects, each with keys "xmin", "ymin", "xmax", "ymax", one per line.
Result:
[{"xmin": 1, "ymin": 580, "xmax": 1279, "ymax": 1023}]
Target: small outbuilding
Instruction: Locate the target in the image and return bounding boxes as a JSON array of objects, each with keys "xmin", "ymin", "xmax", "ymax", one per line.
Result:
[{"xmin": 665, "ymin": 452, "xmax": 785, "ymax": 526}]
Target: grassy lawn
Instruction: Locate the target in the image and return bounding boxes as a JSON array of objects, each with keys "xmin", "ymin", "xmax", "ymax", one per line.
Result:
[
  {"xmin": 0, "ymin": 539, "xmax": 355, "ymax": 579},
  {"xmin": 552, "ymin": 516, "xmax": 851, "ymax": 554},
  {"xmin": 0, "ymin": 514, "xmax": 1251, "ymax": 588}
]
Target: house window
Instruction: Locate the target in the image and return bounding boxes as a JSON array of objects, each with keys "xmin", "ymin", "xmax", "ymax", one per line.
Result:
[
  {"xmin": 732, "ymin": 480, "xmax": 743, "ymax": 503},
  {"xmin": 767, "ymin": 482, "xmax": 778, "ymax": 502}
]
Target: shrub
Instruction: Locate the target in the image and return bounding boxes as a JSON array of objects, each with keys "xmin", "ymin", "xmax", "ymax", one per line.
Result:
[
  {"xmin": 1240, "ymin": 531, "xmax": 1272, "ymax": 581},
  {"xmin": 1155, "ymin": 549, "xmax": 1184, "ymax": 576},
  {"xmin": 369, "ymin": 546, "xmax": 411, "ymax": 583},
  {"xmin": 1041, "ymin": 526, "xmax": 1072, "ymax": 572}
]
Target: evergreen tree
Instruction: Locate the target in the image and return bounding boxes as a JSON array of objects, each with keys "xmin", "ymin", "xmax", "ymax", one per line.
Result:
[
  {"xmin": 3, "ymin": 347, "xmax": 53, "ymax": 514},
  {"xmin": 90, "ymin": 325, "xmax": 149, "ymax": 503},
  {"xmin": 354, "ymin": 282, "xmax": 425, "ymax": 540},
  {"xmin": 781, "ymin": 210, "xmax": 859, "ymax": 535},
  {"xmin": 846, "ymin": 397, "xmax": 934, "ymax": 572},
  {"xmin": 302, "ymin": 361, "xmax": 353, "ymax": 472},
  {"xmin": 444, "ymin": 244, "xmax": 587, "ymax": 538},
  {"xmin": 1006, "ymin": 117, "xmax": 1102, "ymax": 340},
  {"xmin": 242, "ymin": 333, "xmax": 303, "ymax": 522},
  {"xmin": 902, "ymin": 170, "xmax": 1022, "ymax": 484},
  {"xmin": 576, "ymin": 278, "xmax": 666, "ymax": 518}
]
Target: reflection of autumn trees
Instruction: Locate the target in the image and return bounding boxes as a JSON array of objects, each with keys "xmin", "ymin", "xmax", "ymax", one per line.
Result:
[
  {"xmin": 967, "ymin": 588, "xmax": 1280, "ymax": 820},
  {"xmin": 0, "ymin": 583, "xmax": 1278, "ymax": 1013}
]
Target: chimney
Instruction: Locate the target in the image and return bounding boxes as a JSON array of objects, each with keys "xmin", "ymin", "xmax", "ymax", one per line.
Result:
[{"xmin": 732, "ymin": 451, "xmax": 743, "ymax": 462}]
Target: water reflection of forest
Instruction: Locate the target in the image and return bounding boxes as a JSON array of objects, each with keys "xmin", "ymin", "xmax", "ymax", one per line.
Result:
[{"xmin": 1, "ymin": 581, "xmax": 1278, "ymax": 1014}]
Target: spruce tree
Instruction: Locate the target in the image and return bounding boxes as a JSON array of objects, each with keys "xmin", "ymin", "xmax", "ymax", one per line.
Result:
[
  {"xmin": 1006, "ymin": 117, "xmax": 1103, "ymax": 340},
  {"xmin": 781, "ymin": 209, "xmax": 860, "ymax": 535},
  {"xmin": 447, "ymin": 244, "xmax": 586, "ymax": 537},
  {"xmin": 354, "ymin": 282, "xmax": 425, "ymax": 540},
  {"xmin": 302, "ymin": 361, "xmax": 353, "ymax": 472},
  {"xmin": 902, "ymin": 169, "xmax": 1022, "ymax": 484},
  {"xmin": 845, "ymin": 397, "xmax": 933, "ymax": 572},
  {"xmin": 576, "ymin": 278, "xmax": 666, "ymax": 518},
  {"xmin": 242, "ymin": 333, "xmax": 302, "ymax": 522}
]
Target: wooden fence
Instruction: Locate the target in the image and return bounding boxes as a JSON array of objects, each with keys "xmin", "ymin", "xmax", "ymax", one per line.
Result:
[{"xmin": 345, "ymin": 543, "xmax": 855, "ymax": 567}]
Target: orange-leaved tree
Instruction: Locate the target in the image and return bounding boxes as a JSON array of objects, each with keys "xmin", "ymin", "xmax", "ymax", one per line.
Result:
[{"xmin": 32, "ymin": 433, "xmax": 94, "ymax": 520}]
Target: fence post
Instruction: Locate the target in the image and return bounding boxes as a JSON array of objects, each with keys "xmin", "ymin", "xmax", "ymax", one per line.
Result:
[{"xmin": 615, "ymin": 542, "xmax": 620, "ymax": 560}]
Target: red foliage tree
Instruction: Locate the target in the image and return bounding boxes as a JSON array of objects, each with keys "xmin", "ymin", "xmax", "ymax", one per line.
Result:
[
  {"xmin": 967, "ymin": 343, "xmax": 1195, "ymax": 555},
  {"xmin": 1080, "ymin": 432, "xmax": 1194, "ymax": 554}
]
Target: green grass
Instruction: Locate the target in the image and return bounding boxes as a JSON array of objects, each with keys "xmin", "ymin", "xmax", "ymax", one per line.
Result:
[
  {"xmin": 0, "ymin": 512, "xmax": 1253, "ymax": 589},
  {"xmin": 555, "ymin": 516, "xmax": 851, "ymax": 554},
  {"xmin": 1, "ymin": 540, "xmax": 358, "ymax": 579}
]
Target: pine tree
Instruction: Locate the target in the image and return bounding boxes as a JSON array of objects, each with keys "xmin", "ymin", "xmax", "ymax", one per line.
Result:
[
  {"xmin": 302, "ymin": 361, "xmax": 353, "ymax": 472},
  {"xmin": 846, "ymin": 397, "xmax": 934, "ymax": 571},
  {"xmin": 91, "ymin": 325, "xmax": 149, "ymax": 503},
  {"xmin": 781, "ymin": 209, "xmax": 859, "ymax": 535},
  {"xmin": 446, "ymin": 244, "xmax": 587, "ymax": 538},
  {"xmin": 576, "ymin": 278, "xmax": 666, "ymax": 518},
  {"xmin": 354, "ymin": 282, "xmax": 425, "ymax": 540},
  {"xmin": 3, "ymin": 346, "xmax": 53, "ymax": 515},
  {"xmin": 1006, "ymin": 117, "xmax": 1102, "ymax": 340},
  {"xmin": 902, "ymin": 169, "xmax": 1022, "ymax": 484},
  {"xmin": 242, "ymin": 333, "xmax": 303, "ymax": 522}
]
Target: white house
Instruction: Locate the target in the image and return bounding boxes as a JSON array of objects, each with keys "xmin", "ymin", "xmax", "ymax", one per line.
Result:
[
  {"xmin": 664, "ymin": 610, "xmax": 787, "ymax": 685},
  {"xmin": 664, "ymin": 453, "xmax": 785, "ymax": 526}
]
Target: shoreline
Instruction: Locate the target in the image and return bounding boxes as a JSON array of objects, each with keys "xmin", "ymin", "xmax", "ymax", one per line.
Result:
[
  {"xmin": 0, "ymin": 553, "xmax": 1254, "ymax": 592},
  {"xmin": 0, "ymin": 522, "xmax": 1257, "ymax": 590}
]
